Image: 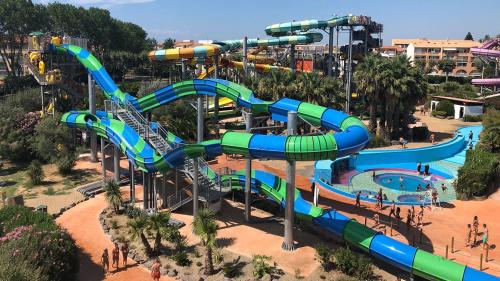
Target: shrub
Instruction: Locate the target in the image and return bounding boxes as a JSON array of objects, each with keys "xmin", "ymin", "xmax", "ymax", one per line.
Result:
[
  {"xmin": 56, "ymin": 153, "xmax": 77, "ymax": 175},
  {"xmin": 110, "ymin": 220, "xmax": 118, "ymax": 229},
  {"xmin": 333, "ymin": 247, "xmax": 375, "ymax": 280},
  {"xmin": 0, "ymin": 207, "xmax": 79, "ymax": 281},
  {"xmin": 435, "ymin": 100, "xmax": 454, "ymax": 116},
  {"xmin": 252, "ymin": 255, "xmax": 273, "ymax": 279},
  {"xmin": 27, "ymin": 160, "xmax": 44, "ymax": 185},
  {"xmin": 173, "ymin": 252, "xmax": 192, "ymax": 267},
  {"xmin": 455, "ymin": 149, "xmax": 499, "ymax": 199},
  {"xmin": 368, "ymin": 134, "xmax": 389, "ymax": 148},
  {"xmin": 315, "ymin": 243, "xmax": 334, "ymax": 271},
  {"xmin": 413, "ymin": 125, "xmax": 429, "ymax": 141},
  {"xmin": 431, "ymin": 110, "xmax": 447, "ymax": 117},
  {"xmin": 463, "ymin": 115, "xmax": 482, "ymax": 122}
]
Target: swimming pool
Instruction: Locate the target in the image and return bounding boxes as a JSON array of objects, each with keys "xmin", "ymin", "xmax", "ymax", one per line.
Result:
[
  {"xmin": 397, "ymin": 194, "xmax": 431, "ymax": 204},
  {"xmin": 374, "ymin": 173, "xmax": 432, "ymax": 192}
]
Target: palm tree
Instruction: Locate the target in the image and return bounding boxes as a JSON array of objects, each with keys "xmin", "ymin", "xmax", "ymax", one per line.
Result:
[
  {"xmin": 437, "ymin": 59, "xmax": 456, "ymax": 82},
  {"xmin": 192, "ymin": 208, "xmax": 218, "ymax": 275},
  {"xmin": 104, "ymin": 180, "xmax": 122, "ymax": 213},
  {"xmin": 128, "ymin": 215, "xmax": 153, "ymax": 256},
  {"xmin": 148, "ymin": 212, "xmax": 171, "ymax": 254},
  {"xmin": 354, "ymin": 54, "xmax": 381, "ymax": 133}
]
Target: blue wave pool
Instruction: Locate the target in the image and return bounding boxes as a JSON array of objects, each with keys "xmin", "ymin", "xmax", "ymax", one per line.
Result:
[{"xmin": 374, "ymin": 173, "xmax": 432, "ymax": 192}]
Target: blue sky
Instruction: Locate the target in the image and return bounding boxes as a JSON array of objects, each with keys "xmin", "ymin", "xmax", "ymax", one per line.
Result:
[{"xmin": 36, "ymin": 0, "xmax": 500, "ymax": 44}]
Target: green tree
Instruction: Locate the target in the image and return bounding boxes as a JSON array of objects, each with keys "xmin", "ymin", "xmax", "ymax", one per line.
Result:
[
  {"xmin": 103, "ymin": 180, "xmax": 122, "ymax": 213},
  {"xmin": 354, "ymin": 54, "xmax": 381, "ymax": 132},
  {"xmin": 192, "ymin": 208, "xmax": 218, "ymax": 275},
  {"xmin": 162, "ymin": 38, "xmax": 176, "ymax": 49},
  {"xmin": 128, "ymin": 215, "xmax": 153, "ymax": 256},
  {"xmin": 437, "ymin": 59, "xmax": 456, "ymax": 82},
  {"xmin": 32, "ymin": 114, "xmax": 78, "ymax": 174},
  {"xmin": 27, "ymin": 160, "xmax": 44, "ymax": 185},
  {"xmin": 147, "ymin": 212, "xmax": 171, "ymax": 254},
  {"xmin": 464, "ymin": 32, "xmax": 474, "ymax": 41},
  {"xmin": 252, "ymin": 255, "xmax": 274, "ymax": 279},
  {"xmin": 0, "ymin": 0, "xmax": 47, "ymax": 79}
]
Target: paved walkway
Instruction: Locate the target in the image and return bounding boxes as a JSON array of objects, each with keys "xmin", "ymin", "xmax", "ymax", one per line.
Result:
[
  {"xmin": 212, "ymin": 156, "xmax": 500, "ymax": 277},
  {"xmin": 56, "ymin": 192, "xmax": 172, "ymax": 281}
]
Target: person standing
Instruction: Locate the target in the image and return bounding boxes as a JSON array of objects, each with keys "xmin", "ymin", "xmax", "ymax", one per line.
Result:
[
  {"xmin": 417, "ymin": 205, "xmax": 424, "ymax": 227},
  {"xmin": 355, "ymin": 191, "xmax": 361, "ymax": 208},
  {"xmin": 469, "ymin": 130, "xmax": 474, "ymax": 142},
  {"xmin": 430, "ymin": 133, "xmax": 435, "ymax": 144},
  {"xmin": 417, "ymin": 162, "xmax": 422, "ymax": 174},
  {"xmin": 424, "ymin": 164, "xmax": 430, "ymax": 176},
  {"xmin": 473, "ymin": 216, "xmax": 479, "ymax": 246},
  {"xmin": 112, "ymin": 243, "xmax": 120, "ymax": 269},
  {"xmin": 482, "ymin": 224, "xmax": 489, "ymax": 250},
  {"xmin": 122, "ymin": 241, "xmax": 129, "ymax": 267},
  {"xmin": 465, "ymin": 224, "xmax": 472, "ymax": 248},
  {"xmin": 410, "ymin": 205, "xmax": 416, "ymax": 224},
  {"xmin": 388, "ymin": 201, "xmax": 396, "ymax": 218},
  {"xmin": 406, "ymin": 209, "xmax": 412, "ymax": 231},
  {"xmin": 101, "ymin": 249, "xmax": 109, "ymax": 274},
  {"xmin": 151, "ymin": 258, "xmax": 161, "ymax": 281}
]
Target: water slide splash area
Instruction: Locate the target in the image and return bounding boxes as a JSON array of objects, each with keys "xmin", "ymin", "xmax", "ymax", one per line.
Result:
[
  {"xmin": 55, "ymin": 43, "xmax": 499, "ymax": 281},
  {"xmin": 471, "ymin": 39, "xmax": 500, "ymax": 86}
]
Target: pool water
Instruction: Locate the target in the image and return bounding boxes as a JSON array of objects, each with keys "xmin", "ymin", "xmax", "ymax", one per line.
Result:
[
  {"xmin": 398, "ymin": 194, "xmax": 431, "ymax": 204},
  {"xmin": 374, "ymin": 173, "xmax": 433, "ymax": 192}
]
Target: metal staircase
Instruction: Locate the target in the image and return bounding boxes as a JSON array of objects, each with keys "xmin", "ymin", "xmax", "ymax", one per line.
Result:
[
  {"xmin": 24, "ymin": 56, "xmax": 48, "ymax": 85},
  {"xmin": 104, "ymin": 99, "xmax": 230, "ymax": 211}
]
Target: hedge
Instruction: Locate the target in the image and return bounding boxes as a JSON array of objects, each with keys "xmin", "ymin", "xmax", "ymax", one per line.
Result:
[
  {"xmin": 431, "ymin": 110, "xmax": 447, "ymax": 118},
  {"xmin": 463, "ymin": 115, "xmax": 482, "ymax": 122},
  {"xmin": 0, "ymin": 207, "xmax": 79, "ymax": 281},
  {"xmin": 455, "ymin": 149, "xmax": 500, "ymax": 199},
  {"xmin": 435, "ymin": 100, "xmax": 455, "ymax": 116}
]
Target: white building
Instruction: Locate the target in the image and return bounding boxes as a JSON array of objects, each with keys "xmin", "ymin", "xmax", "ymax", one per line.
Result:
[{"xmin": 430, "ymin": 96, "xmax": 483, "ymax": 119}]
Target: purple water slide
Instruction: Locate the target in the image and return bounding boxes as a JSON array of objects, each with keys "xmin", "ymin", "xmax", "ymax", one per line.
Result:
[
  {"xmin": 472, "ymin": 78, "xmax": 500, "ymax": 86},
  {"xmin": 480, "ymin": 38, "xmax": 499, "ymax": 49},
  {"xmin": 471, "ymin": 47, "xmax": 500, "ymax": 58}
]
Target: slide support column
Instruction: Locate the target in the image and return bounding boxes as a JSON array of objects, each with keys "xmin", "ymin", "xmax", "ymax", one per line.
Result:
[
  {"xmin": 328, "ymin": 26, "xmax": 334, "ymax": 77},
  {"xmin": 130, "ymin": 163, "xmax": 135, "ymax": 203},
  {"xmin": 243, "ymin": 36, "xmax": 248, "ymax": 80},
  {"xmin": 100, "ymin": 138, "xmax": 106, "ymax": 186},
  {"xmin": 113, "ymin": 145, "xmax": 120, "ymax": 183},
  {"xmin": 152, "ymin": 173, "xmax": 157, "ymax": 210},
  {"xmin": 162, "ymin": 172, "xmax": 167, "ymax": 208},
  {"xmin": 193, "ymin": 93, "xmax": 204, "ymax": 216},
  {"xmin": 245, "ymin": 111, "xmax": 253, "ymax": 222},
  {"xmin": 88, "ymin": 74, "xmax": 97, "ymax": 162},
  {"xmin": 213, "ymin": 54, "xmax": 219, "ymax": 137},
  {"xmin": 143, "ymin": 171, "xmax": 149, "ymax": 210},
  {"xmin": 181, "ymin": 59, "xmax": 186, "ymax": 80},
  {"xmin": 290, "ymin": 44, "xmax": 296, "ymax": 73},
  {"xmin": 282, "ymin": 111, "xmax": 297, "ymax": 251},
  {"xmin": 346, "ymin": 26, "xmax": 353, "ymax": 113}
]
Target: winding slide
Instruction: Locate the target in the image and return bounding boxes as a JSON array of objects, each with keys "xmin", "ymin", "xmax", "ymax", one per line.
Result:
[
  {"xmin": 471, "ymin": 38, "xmax": 500, "ymax": 86},
  {"xmin": 56, "ymin": 43, "xmax": 498, "ymax": 281}
]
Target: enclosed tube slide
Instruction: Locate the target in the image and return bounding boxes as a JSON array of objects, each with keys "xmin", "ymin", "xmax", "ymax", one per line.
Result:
[
  {"xmin": 471, "ymin": 39, "xmax": 500, "ymax": 86},
  {"xmin": 265, "ymin": 15, "xmax": 371, "ymax": 36},
  {"xmin": 58, "ymin": 44, "xmax": 499, "ymax": 280}
]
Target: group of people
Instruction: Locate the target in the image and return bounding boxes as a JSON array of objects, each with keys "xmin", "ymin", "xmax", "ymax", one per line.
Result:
[
  {"xmin": 465, "ymin": 216, "xmax": 489, "ymax": 250},
  {"xmin": 101, "ymin": 242, "xmax": 129, "ymax": 274},
  {"xmin": 388, "ymin": 202, "xmax": 425, "ymax": 231},
  {"xmin": 416, "ymin": 162, "xmax": 430, "ymax": 176}
]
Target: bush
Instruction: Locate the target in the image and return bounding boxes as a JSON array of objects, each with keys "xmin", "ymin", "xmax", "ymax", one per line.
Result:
[
  {"xmin": 333, "ymin": 247, "xmax": 375, "ymax": 281},
  {"xmin": 27, "ymin": 160, "xmax": 44, "ymax": 185},
  {"xmin": 412, "ymin": 125, "xmax": 429, "ymax": 141},
  {"xmin": 368, "ymin": 134, "xmax": 389, "ymax": 148},
  {"xmin": 56, "ymin": 153, "xmax": 77, "ymax": 175},
  {"xmin": 315, "ymin": 243, "xmax": 334, "ymax": 271},
  {"xmin": 0, "ymin": 207, "xmax": 79, "ymax": 281},
  {"xmin": 173, "ymin": 252, "xmax": 191, "ymax": 267},
  {"xmin": 431, "ymin": 110, "xmax": 447, "ymax": 117},
  {"xmin": 435, "ymin": 100, "xmax": 454, "ymax": 116},
  {"xmin": 455, "ymin": 149, "xmax": 499, "ymax": 199},
  {"xmin": 252, "ymin": 255, "xmax": 273, "ymax": 279},
  {"xmin": 463, "ymin": 115, "xmax": 482, "ymax": 122}
]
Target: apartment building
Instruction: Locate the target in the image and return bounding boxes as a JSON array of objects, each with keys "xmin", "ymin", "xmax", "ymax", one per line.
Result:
[{"xmin": 392, "ymin": 39, "xmax": 481, "ymax": 77}]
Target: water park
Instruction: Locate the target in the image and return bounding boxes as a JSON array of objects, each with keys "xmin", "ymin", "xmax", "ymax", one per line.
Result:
[{"xmin": 0, "ymin": 1, "xmax": 499, "ymax": 281}]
